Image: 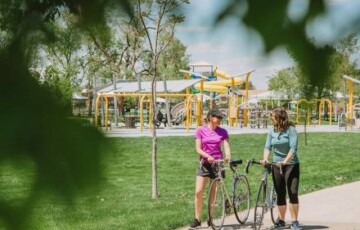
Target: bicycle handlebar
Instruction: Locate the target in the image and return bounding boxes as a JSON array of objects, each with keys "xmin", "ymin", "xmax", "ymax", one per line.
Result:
[
  {"xmin": 211, "ymin": 159, "xmax": 243, "ymax": 173},
  {"xmin": 245, "ymin": 159, "xmax": 285, "ymax": 175}
]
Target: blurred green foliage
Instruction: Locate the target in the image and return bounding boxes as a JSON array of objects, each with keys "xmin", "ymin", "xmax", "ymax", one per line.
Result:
[
  {"xmin": 1, "ymin": 0, "xmax": 359, "ymax": 229},
  {"xmin": 0, "ymin": 0, "xmax": 131, "ymax": 229}
]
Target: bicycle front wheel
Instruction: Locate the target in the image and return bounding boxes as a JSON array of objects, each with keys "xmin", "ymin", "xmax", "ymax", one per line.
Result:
[
  {"xmin": 254, "ymin": 181, "xmax": 266, "ymax": 230},
  {"xmin": 208, "ymin": 178, "xmax": 226, "ymax": 230},
  {"xmin": 233, "ymin": 174, "xmax": 250, "ymax": 224}
]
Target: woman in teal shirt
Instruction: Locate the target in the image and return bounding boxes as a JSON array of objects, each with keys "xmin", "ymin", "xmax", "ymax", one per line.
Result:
[{"xmin": 261, "ymin": 107, "xmax": 301, "ymax": 230}]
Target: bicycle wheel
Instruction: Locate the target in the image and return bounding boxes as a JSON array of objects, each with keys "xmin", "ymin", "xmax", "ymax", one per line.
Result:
[
  {"xmin": 254, "ymin": 181, "xmax": 266, "ymax": 230},
  {"xmin": 269, "ymin": 184, "xmax": 279, "ymax": 224},
  {"xmin": 233, "ymin": 174, "xmax": 250, "ymax": 224},
  {"xmin": 208, "ymin": 178, "xmax": 226, "ymax": 230}
]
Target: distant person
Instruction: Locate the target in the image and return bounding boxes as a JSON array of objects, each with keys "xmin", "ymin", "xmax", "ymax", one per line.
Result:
[
  {"xmin": 156, "ymin": 110, "xmax": 163, "ymax": 128},
  {"xmin": 261, "ymin": 107, "xmax": 301, "ymax": 230},
  {"xmin": 189, "ymin": 108, "xmax": 231, "ymax": 229}
]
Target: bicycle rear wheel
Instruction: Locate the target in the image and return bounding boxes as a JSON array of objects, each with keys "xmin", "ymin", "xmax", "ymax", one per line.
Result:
[
  {"xmin": 233, "ymin": 174, "xmax": 250, "ymax": 224},
  {"xmin": 269, "ymin": 183, "xmax": 279, "ymax": 224},
  {"xmin": 254, "ymin": 181, "xmax": 266, "ymax": 230},
  {"xmin": 208, "ymin": 178, "xmax": 225, "ymax": 230}
]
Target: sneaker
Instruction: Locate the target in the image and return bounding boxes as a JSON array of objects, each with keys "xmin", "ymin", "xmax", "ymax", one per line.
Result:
[
  {"xmin": 291, "ymin": 220, "xmax": 301, "ymax": 230},
  {"xmin": 189, "ymin": 218, "xmax": 201, "ymax": 229},
  {"xmin": 271, "ymin": 219, "xmax": 286, "ymax": 229}
]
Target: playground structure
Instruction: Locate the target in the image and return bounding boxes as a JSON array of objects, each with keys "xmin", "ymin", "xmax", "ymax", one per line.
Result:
[
  {"xmin": 93, "ymin": 62, "xmax": 255, "ymax": 132},
  {"xmin": 342, "ymin": 75, "xmax": 360, "ymax": 129},
  {"xmin": 237, "ymin": 102, "xmax": 270, "ymax": 128},
  {"xmin": 183, "ymin": 62, "xmax": 254, "ymax": 127},
  {"xmin": 93, "ymin": 68, "xmax": 360, "ymax": 132},
  {"xmin": 94, "ymin": 79, "xmax": 203, "ymax": 132},
  {"xmin": 295, "ymin": 98, "xmax": 333, "ymax": 125}
]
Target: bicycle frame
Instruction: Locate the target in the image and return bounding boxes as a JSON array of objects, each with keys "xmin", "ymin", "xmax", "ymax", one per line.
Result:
[
  {"xmin": 207, "ymin": 159, "xmax": 250, "ymax": 230},
  {"xmin": 246, "ymin": 159, "xmax": 279, "ymax": 229},
  {"xmin": 208, "ymin": 161, "xmax": 234, "ymax": 213}
]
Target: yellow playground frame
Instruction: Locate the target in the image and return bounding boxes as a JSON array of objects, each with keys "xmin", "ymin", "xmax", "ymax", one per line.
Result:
[
  {"xmin": 296, "ymin": 98, "xmax": 333, "ymax": 125},
  {"xmin": 343, "ymin": 75, "xmax": 360, "ymax": 121},
  {"xmin": 94, "ymin": 66, "xmax": 254, "ymax": 133},
  {"xmin": 181, "ymin": 67, "xmax": 254, "ymax": 127},
  {"xmin": 95, "ymin": 92, "xmax": 198, "ymax": 133}
]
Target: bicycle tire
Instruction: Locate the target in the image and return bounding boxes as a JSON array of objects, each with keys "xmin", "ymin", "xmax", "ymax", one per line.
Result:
[
  {"xmin": 254, "ymin": 181, "xmax": 266, "ymax": 230},
  {"xmin": 208, "ymin": 178, "xmax": 226, "ymax": 230},
  {"xmin": 269, "ymin": 184, "xmax": 279, "ymax": 224},
  {"xmin": 233, "ymin": 174, "xmax": 250, "ymax": 224}
]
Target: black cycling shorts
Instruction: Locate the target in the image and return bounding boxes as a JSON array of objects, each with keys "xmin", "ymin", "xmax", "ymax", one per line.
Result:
[{"xmin": 196, "ymin": 162, "xmax": 224, "ymax": 179}]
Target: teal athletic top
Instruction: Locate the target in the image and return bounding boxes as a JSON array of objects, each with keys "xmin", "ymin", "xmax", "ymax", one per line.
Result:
[{"xmin": 264, "ymin": 126, "xmax": 299, "ymax": 164}]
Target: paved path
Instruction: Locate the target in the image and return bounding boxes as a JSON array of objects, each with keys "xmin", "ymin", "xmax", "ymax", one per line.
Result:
[
  {"xmin": 175, "ymin": 181, "xmax": 360, "ymax": 230},
  {"xmin": 102, "ymin": 124, "xmax": 360, "ymax": 138}
]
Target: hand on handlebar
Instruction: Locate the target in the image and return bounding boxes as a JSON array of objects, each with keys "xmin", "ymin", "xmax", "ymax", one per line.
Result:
[
  {"xmin": 224, "ymin": 155, "xmax": 230, "ymax": 164},
  {"xmin": 260, "ymin": 159, "xmax": 269, "ymax": 165}
]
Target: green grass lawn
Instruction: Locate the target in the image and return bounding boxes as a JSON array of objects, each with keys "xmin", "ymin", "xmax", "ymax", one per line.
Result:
[{"xmin": 1, "ymin": 132, "xmax": 360, "ymax": 229}]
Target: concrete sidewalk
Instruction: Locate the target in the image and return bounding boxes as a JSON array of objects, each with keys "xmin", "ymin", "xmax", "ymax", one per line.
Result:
[
  {"xmin": 103, "ymin": 124, "xmax": 360, "ymax": 138},
  {"xmin": 176, "ymin": 181, "xmax": 360, "ymax": 230}
]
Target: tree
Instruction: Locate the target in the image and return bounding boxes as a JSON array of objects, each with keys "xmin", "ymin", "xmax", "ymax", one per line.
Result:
[
  {"xmin": 34, "ymin": 12, "xmax": 84, "ymax": 114},
  {"xmin": 292, "ymin": 35, "xmax": 359, "ymax": 100},
  {"xmin": 268, "ymin": 67, "xmax": 301, "ymax": 100},
  {"xmin": 158, "ymin": 36, "xmax": 190, "ymax": 126},
  {"xmin": 158, "ymin": 37, "xmax": 190, "ymax": 80},
  {"xmin": 0, "ymin": 1, "xmax": 132, "ymax": 229},
  {"xmin": 335, "ymin": 33, "xmax": 360, "ymax": 96},
  {"xmin": 136, "ymin": 0, "xmax": 189, "ymax": 199}
]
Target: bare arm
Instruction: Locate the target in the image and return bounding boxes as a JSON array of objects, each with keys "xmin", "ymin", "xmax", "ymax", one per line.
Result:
[
  {"xmin": 262, "ymin": 130, "xmax": 272, "ymax": 165},
  {"xmin": 223, "ymin": 139, "xmax": 231, "ymax": 163},
  {"xmin": 283, "ymin": 152, "xmax": 294, "ymax": 164},
  {"xmin": 195, "ymin": 138, "xmax": 214, "ymax": 163},
  {"xmin": 261, "ymin": 149, "xmax": 271, "ymax": 165}
]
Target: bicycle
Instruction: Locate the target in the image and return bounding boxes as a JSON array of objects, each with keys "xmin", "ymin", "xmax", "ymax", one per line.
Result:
[
  {"xmin": 245, "ymin": 159, "xmax": 283, "ymax": 230},
  {"xmin": 207, "ymin": 159, "xmax": 251, "ymax": 230}
]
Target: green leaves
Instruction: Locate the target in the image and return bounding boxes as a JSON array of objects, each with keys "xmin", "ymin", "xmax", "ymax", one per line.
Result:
[
  {"xmin": 216, "ymin": 0, "xmax": 344, "ymax": 97},
  {"xmin": 0, "ymin": 1, "xmax": 130, "ymax": 229}
]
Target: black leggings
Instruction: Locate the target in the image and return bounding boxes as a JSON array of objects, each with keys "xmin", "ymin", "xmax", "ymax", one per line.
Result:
[{"xmin": 272, "ymin": 163, "xmax": 300, "ymax": 206}]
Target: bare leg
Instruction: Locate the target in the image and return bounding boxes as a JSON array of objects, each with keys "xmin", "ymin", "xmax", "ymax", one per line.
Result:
[
  {"xmin": 277, "ymin": 205, "xmax": 287, "ymax": 221},
  {"xmin": 194, "ymin": 176, "xmax": 209, "ymax": 220},
  {"xmin": 289, "ymin": 203, "xmax": 299, "ymax": 221}
]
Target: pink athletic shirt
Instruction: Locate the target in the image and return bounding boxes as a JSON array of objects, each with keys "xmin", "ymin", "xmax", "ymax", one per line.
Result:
[{"xmin": 194, "ymin": 125, "xmax": 229, "ymax": 162}]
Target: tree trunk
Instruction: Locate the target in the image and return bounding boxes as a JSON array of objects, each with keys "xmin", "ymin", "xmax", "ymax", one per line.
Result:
[{"xmin": 151, "ymin": 74, "xmax": 158, "ymax": 199}]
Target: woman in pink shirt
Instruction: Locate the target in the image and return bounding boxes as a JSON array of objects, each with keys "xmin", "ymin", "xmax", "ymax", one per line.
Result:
[{"xmin": 189, "ymin": 108, "xmax": 231, "ymax": 229}]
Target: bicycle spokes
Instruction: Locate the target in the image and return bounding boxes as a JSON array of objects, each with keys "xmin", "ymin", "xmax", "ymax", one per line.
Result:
[
  {"xmin": 208, "ymin": 179, "xmax": 226, "ymax": 230},
  {"xmin": 233, "ymin": 175, "xmax": 250, "ymax": 224},
  {"xmin": 254, "ymin": 182, "xmax": 266, "ymax": 230}
]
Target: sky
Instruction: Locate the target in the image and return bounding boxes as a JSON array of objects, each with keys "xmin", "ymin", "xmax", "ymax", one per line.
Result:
[{"xmin": 175, "ymin": 0, "xmax": 360, "ymax": 89}]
